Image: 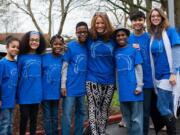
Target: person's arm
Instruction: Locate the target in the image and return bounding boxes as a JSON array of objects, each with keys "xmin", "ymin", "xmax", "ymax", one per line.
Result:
[
  {"xmin": 169, "ymin": 45, "xmax": 180, "ymax": 85},
  {"xmin": 172, "ymin": 45, "xmax": 180, "ymax": 74},
  {"xmin": 61, "ymin": 61, "xmax": 68, "ymax": 96},
  {"xmin": 135, "ymin": 64, "xmax": 144, "ymax": 95},
  {"xmin": 0, "ymin": 61, "xmax": 3, "ymax": 107}
]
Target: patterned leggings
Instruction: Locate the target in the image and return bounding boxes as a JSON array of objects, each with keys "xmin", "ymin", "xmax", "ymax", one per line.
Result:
[{"xmin": 86, "ymin": 81, "xmax": 114, "ymax": 135}]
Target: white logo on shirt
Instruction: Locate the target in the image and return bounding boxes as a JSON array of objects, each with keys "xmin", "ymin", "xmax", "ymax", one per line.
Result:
[
  {"xmin": 116, "ymin": 54, "xmax": 132, "ymax": 71},
  {"xmin": 74, "ymin": 54, "xmax": 87, "ymax": 74},
  {"xmin": 23, "ymin": 60, "xmax": 41, "ymax": 78},
  {"xmin": 91, "ymin": 41, "xmax": 113, "ymax": 58}
]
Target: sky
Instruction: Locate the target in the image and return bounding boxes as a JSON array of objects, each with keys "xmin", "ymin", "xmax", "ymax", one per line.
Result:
[
  {"xmin": 0, "ymin": 0, "xmax": 104, "ymax": 37},
  {"xmin": 0, "ymin": 0, "xmax": 162, "ymax": 37}
]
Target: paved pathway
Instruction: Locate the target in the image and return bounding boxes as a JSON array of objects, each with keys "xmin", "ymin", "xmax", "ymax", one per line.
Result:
[{"xmin": 106, "ymin": 119, "xmax": 180, "ymax": 135}]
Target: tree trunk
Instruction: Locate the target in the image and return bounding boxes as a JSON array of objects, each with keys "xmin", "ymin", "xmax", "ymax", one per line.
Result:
[
  {"xmin": 175, "ymin": 0, "xmax": 180, "ymax": 32},
  {"xmin": 145, "ymin": 0, "xmax": 152, "ymax": 31},
  {"xmin": 127, "ymin": 0, "xmax": 138, "ymax": 13}
]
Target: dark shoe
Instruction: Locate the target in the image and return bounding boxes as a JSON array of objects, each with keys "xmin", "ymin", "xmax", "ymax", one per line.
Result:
[{"xmin": 162, "ymin": 114, "xmax": 177, "ymax": 135}]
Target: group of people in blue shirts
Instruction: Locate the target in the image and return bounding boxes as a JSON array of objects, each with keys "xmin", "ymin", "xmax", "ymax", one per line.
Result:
[{"xmin": 0, "ymin": 7, "xmax": 180, "ymax": 135}]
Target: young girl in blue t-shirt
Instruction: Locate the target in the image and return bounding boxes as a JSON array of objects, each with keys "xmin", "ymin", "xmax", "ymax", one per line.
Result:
[
  {"xmin": 149, "ymin": 8, "xmax": 180, "ymax": 134},
  {"xmin": 0, "ymin": 36, "xmax": 20, "ymax": 135},
  {"xmin": 17, "ymin": 31, "xmax": 46, "ymax": 135},
  {"xmin": 42, "ymin": 34, "xmax": 64, "ymax": 135}
]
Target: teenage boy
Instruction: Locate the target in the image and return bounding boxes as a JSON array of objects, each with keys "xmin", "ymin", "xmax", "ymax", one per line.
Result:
[
  {"xmin": 61, "ymin": 21, "xmax": 88, "ymax": 135},
  {"xmin": 128, "ymin": 11, "xmax": 154, "ymax": 135},
  {"xmin": 114, "ymin": 28, "xmax": 144, "ymax": 135}
]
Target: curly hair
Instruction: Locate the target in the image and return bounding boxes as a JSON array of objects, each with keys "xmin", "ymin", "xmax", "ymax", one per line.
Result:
[
  {"xmin": 50, "ymin": 34, "xmax": 64, "ymax": 46},
  {"xmin": 90, "ymin": 12, "xmax": 114, "ymax": 42},
  {"xmin": 19, "ymin": 31, "xmax": 46, "ymax": 54}
]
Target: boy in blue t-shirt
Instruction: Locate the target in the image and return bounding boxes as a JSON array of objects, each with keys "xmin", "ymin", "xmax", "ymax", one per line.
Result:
[
  {"xmin": 128, "ymin": 11, "xmax": 153, "ymax": 135},
  {"xmin": 114, "ymin": 28, "xmax": 144, "ymax": 135},
  {"xmin": 0, "ymin": 36, "xmax": 20, "ymax": 134},
  {"xmin": 61, "ymin": 22, "xmax": 88, "ymax": 135}
]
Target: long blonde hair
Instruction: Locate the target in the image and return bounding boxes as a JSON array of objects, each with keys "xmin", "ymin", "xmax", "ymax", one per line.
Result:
[
  {"xmin": 90, "ymin": 12, "xmax": 114, "ymax": 41},
  {"xmin": 148, "ymin": 8, "xmax": 169, "ymax": 38}
]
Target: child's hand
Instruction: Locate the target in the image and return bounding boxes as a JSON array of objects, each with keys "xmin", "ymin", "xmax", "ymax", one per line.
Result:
[
  {"xmin": 169, "ymin": 74, "xmax": 176, "ymax": 86},
  {"xmin": 134, "ymin": 89, "xmax": 142, "ymax": 95},
  {"xmin": 61, "ymin": 88, "xmax": 67, "ymax": 96}
]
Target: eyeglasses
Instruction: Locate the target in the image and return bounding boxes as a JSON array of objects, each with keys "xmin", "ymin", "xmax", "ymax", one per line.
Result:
[
  {"xmin": 29, "ymin": 38, "xmax": 40, "ymax": 42},
  {"xmin": 151, "ymin": 15, "xmax": 161, "ymax": 18}
]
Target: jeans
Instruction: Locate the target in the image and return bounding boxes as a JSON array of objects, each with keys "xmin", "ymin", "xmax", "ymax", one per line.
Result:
[
  {"xmin": 157, "ymin": 88, "xmax": 173, "ymax": 116},
  {"xmin": 0, "ymin": 109, "xmax": 13, "ymax": 135},
  {"xmin": 20, "ymin": 104, "xmax": 39, "ymax": 135},
  {"xmin": 61, "ymin": 96, "xmax": 86, "ymax": 135},
  {"xmin": 143, "ymin": 88, "xmax": 153, "ymax": 135},
  {"xmin": 42, "ymin": 100, "xmax": 59, "ymax": 135},
  {"xmin": 120, "ymin": 101, "xmax": 143, "ymax": 135}
]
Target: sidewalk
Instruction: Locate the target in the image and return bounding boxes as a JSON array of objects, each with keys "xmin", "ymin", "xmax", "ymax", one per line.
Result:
[
  {"xmin": 26, "ymin": 114, "xmax": 180, "ymax": 135},
  {"xmin": 106, "ymin": 115, "xmax": 180, "ymax": 135}
]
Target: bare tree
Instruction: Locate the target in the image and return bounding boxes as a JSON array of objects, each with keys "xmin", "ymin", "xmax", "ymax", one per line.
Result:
[
  {"xmin": 0, "ymin": 1, "xmax": 21, "ymax": 34},
  {"xmin": 8, "ymin": 0, "xmax": 90, "ymax": 38}
]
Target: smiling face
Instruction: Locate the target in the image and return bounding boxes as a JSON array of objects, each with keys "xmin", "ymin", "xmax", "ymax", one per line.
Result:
[
  {"xmin": 116, "ymin": 31, "xmax": 128, "ymax": 47},
  {"xmin": 7, "ymin": 40, "xmax": 20, "ymax": 58},
  {"xmin": 95, "ymin": 17, "xmax": 106, "ymax": 34},
  {"xmin": 131, "ymin": 17, "xmax": 145, "ymax": 31},
  {"xmin": 76, "ymin": 25, "xmax": 88, "ymax": 44},
  {"xmin": 150, "ymin": 10, "xmax": 162, "ymax": 26},
  {"xmin": 29, "ymin": 34, "xmax": 40, "ymax": 53},
  {"xmin": 52, "ymin": 38, "xmax": 64, "ymax": 55}
]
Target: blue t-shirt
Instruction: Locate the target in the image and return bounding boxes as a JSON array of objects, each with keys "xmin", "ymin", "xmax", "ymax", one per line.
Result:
[
  {"xmin": 42, "ymin": 53, "xmax": 63, "ymax": 100},
  {"xmin": 86, "ymin": 37, "xmax": 116, "ymax": 84},
  {"xmin": 0, "ymin": 58, "xmax": 18, "ymax": 108},
  {"xmin": 63, "ymin": 40, "xmax": 87, "ymax": 96},
  {"xmin": 151, "ymin": 27, "xmax": 180, "ymax": 80},
  {"xmin": 128, "ymin": 32, "xmax": 153, "ymax": 88},
  {"xmin": 115, "ymin": 45, "xmax": 143, "ymax": 102},
  {"xmin": 17, "ymin": 54, "xmax": 42, "ymax": 104}
]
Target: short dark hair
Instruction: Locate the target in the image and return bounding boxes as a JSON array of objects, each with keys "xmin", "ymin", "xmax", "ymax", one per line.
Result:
[
  {"xmin": 76, "ymin": 21, "xmax": 88, "ymax": 30},
  {"xmin": 50, "ymin": 34, "xmax": 64, "ymax": 45},
  {"xmin": 5, "ymin": 35, "xmax": 20, "ymax": 47},
  {"xmin": 130, "ymin": 10, "xmax": 145, "ymax": 21},
  {"xmin": 20, "ymin": 31, "xmax": 46, "ymax": 54}
]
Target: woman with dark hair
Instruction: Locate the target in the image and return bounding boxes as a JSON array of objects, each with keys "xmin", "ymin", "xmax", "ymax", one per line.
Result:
[
  {"xmin": 17, "ymin": 31, "xmax": 46, "ymax": 135},
  {"xmin": 148, "ymin": 8, "xmax": 180, "ymax": 135},
  {"xmin": 86, "ymin": 12, "xmax": 115, "ymax": 135}
]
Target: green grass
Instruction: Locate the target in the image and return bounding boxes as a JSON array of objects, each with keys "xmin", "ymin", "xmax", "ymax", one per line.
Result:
[{"xmin": 111, "ymin": 90, "xmax": 120, "ymax": 107}]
